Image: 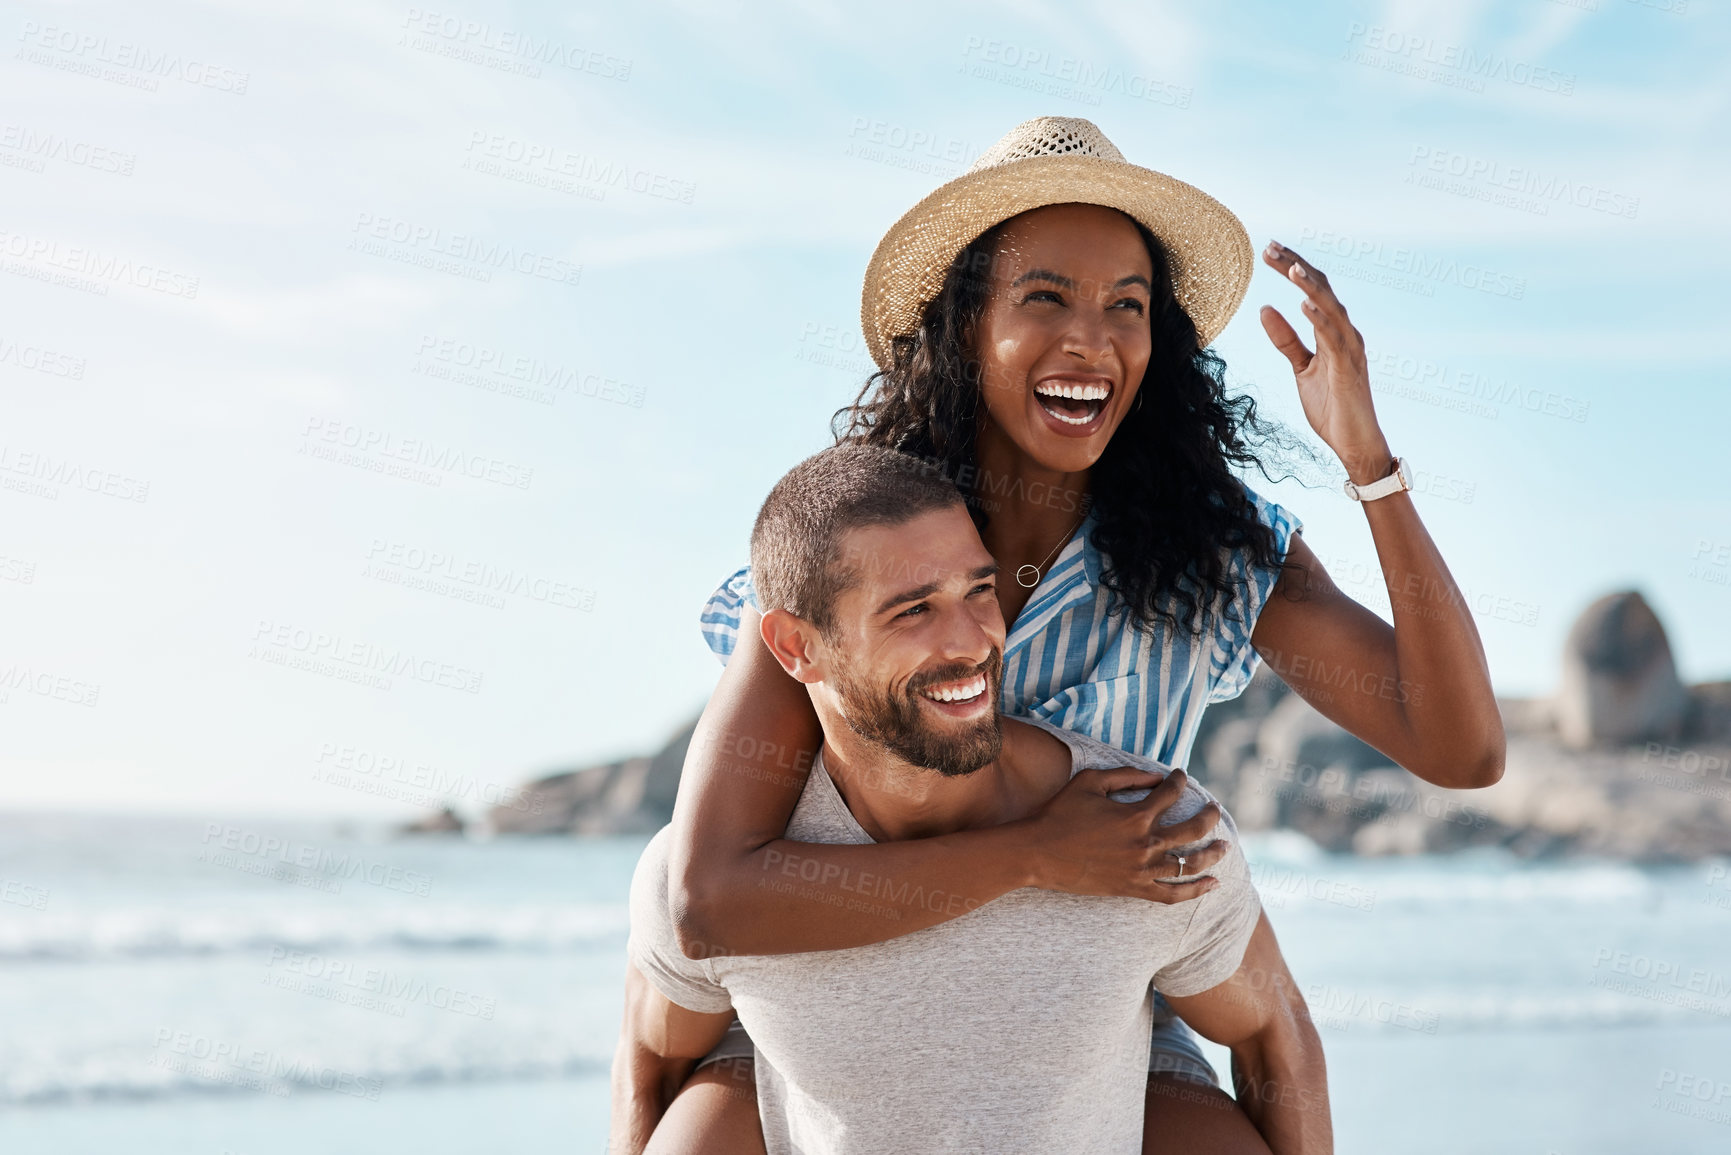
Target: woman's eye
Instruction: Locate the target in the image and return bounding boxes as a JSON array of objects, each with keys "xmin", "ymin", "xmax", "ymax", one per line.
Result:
[
  {"xmin": 1111, "ymin": 298, "xmax": 1146, "ymax": 315},
  {"xmin": 1023, "ymin": 290, "xmax": 1063, "ymax": 305}
]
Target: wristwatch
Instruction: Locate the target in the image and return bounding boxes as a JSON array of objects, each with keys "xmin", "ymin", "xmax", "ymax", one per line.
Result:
[{"xmin": 1343, "ymin": 457, "xmax": 1411, "ymax": 502}]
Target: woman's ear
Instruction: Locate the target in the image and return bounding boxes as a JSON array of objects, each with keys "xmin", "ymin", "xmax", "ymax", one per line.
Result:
[{"xmin": 758, "ymin": 609, "xmax": 825, "ymax": 684}]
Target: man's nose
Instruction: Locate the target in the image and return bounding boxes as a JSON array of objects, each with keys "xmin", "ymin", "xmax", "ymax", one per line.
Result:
[{"xmin": 936, "ymin": 604, "xmax": 998, "ymax": 665}]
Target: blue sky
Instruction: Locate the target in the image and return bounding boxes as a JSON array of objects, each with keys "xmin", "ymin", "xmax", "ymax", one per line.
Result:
[{"xmin": 1, "ymin": 0, "xmax": 1725, "ymax": 815}]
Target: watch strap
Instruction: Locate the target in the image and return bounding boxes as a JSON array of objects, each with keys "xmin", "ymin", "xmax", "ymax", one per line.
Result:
[{"xmin": 1343, "ymin": 457, "xmax": 1410, "ymax": 502}]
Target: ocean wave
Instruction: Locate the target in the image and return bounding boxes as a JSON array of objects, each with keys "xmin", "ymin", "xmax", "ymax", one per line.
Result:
[
  {"xmin": 7, "ymin": 988, "xmax": 1720, "ymax": 1108},
  {"xmin": 0, "ymin": 1046, "xmax": 612, "ymax": 1108},
  {"xmin": 1304, "ymin": 985, "xmax": 1731, "ymax": 1036},
  {"xmin": 0, "ymin": 903, "xmax": 628, "ymax": 962},
  {"xmin": 1334, "ymin": 867, "xmax": 1660, "ymax": 906},
  {"xmin": 1242, "ymin": 856, "xmax": 1664, "ymax": 907}
]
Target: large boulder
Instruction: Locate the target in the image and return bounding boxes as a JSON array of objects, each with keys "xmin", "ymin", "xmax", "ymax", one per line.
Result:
[{"xmin": 1554, "ymin": 591, "xmax": 1688, "ymax": 748}]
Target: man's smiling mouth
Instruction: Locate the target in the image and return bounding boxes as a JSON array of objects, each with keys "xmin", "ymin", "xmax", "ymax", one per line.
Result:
[
  {"xmin": 918, "ymin": 673, "xmax": 988, "ymax": 704},
  {"xmin": 1033, "ymin": 379, "xmax": 1111, "ymax": 426}
]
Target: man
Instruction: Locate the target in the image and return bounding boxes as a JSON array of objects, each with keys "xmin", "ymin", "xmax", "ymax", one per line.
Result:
[{"xmin": 613, "ymin": 445, "xmax": 1329, "ymax": 1154}]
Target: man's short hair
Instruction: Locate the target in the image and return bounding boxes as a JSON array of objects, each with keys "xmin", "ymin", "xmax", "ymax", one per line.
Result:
[{"xmin": 750, "ymin": 445, "xmax": 964, "ymax": 634}]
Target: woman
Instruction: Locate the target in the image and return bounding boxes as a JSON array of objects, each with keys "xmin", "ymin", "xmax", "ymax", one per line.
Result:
[{"xmin": 651, "ymin": 117, "xmax": 1503, "ymax": 1153}]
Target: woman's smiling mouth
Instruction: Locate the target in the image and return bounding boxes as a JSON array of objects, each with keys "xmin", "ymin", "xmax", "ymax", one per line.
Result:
[{"xmin": 1032, "ymin": 376, "xmax": 1113, "ymax": 432}]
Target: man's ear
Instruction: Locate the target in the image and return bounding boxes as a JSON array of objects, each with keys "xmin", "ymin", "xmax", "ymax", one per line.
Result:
[{"xmin": 758, "ymin": 608, "xmax": 827, "ymax": 684}]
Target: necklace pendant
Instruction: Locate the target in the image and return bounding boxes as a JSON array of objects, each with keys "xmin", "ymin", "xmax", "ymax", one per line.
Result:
[{"xmin": 1015, "ymin": 564, "xmax": 1041, "ymax": 589}]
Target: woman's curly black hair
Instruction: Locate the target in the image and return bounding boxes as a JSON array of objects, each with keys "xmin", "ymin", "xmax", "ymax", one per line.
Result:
[{"xmin": 832, "ymin": 213, "xmax": 1298, "ymax": 636}]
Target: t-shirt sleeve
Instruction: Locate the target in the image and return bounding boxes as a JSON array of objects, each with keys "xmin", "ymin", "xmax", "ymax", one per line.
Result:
[
  {"xmin": 1208, "ymin": 486, "xmax": 1302, "ymax": 704},
  {"xmin": 626, "ymin": 828, "xmax": 736, "ymax": 1014},
  {"xmin": 1150, "ymin": 801, "xmax": 1261, "ymax": 998},
  {"xmin": 699, "ymin": 566, "xmax": 760, "ymax": 667}
]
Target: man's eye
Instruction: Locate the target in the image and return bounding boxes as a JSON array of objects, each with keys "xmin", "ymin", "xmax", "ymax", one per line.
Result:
[
  {"xmin": 969, "ymin": 583, "xmax": 995, "ymax": 597},
  {"xmin": 896, "ymin": 603, "xmax": 927, "ymax": 619}
]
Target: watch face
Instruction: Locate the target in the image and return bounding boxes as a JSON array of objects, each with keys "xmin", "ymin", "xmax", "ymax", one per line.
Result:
[{"xmin": 1396, "ymin": 458, "xmax": 1412, "ymax": 489}]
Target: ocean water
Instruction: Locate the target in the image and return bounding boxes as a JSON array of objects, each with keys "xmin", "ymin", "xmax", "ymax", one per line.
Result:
[{"xmin": 1, "ymin": 812, "xmax": 1728, "ymax": 1154}]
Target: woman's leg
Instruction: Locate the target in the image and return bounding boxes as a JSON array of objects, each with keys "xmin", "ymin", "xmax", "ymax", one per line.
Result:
[
  {"xmin": 1142, "ymin": 1072, "xmax": 1271, "ymax": 1155},
  {"xmin": 643, "ymin": 1055, "xmax": 766, "ymax": 1155},
  {"xmin": 1144, "ymin": 993, "xmax": 1272, "ymax": 1154}
]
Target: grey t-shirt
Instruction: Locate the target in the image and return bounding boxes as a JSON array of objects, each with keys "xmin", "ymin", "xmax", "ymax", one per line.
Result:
[{"xmin": 628, "ymin": 718, "xmax": 1259, "ymax": 1155}]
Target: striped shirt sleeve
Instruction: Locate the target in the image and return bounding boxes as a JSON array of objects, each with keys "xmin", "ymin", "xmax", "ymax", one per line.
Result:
[
  {"xmin": 1207, "ymin": 488, "xmax": 1302, "ymax": 704},
  {"xmin": 698, "ymin": 565, "xmax": 759, "ymax": 666}
]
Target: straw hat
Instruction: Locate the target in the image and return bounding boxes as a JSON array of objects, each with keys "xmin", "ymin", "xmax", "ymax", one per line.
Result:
[{"xmin": 860, "ymin": 116, "xmax": 1252, "ymax": 371}]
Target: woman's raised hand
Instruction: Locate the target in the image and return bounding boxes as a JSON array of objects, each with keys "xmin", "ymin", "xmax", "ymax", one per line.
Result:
[
  {"xmin": 1258, "ymin": 240, "xmax": 1394, "ymax": 485},
  {"xmin": 1015, "ymin": 766, "xmax": 1229, "ymax": 904}
]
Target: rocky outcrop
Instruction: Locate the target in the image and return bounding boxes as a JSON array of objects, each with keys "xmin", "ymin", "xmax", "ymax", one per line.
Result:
[
  {"xmin": 483, "ymin": 718, "xmax": 698, "ymax": 836},
  {"xmin": 1192, "ymin": 663, "xmax": 1731, "ymax": 861},
  {"xmin": 1190, "ymin": 589, "xmax": 1731, "ymax": 862},
  {"xmin": 398, "ymin": 806, "xmax": 464, "ymax": 835}
]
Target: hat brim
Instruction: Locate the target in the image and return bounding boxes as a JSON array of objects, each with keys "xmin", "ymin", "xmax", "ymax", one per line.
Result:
[{"xmin": 860, "ymin": 154, "xmax": 1253, "ymax": 371}]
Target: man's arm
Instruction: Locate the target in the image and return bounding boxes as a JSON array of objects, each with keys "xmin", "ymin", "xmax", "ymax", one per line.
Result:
[
  {"xmin": 609, "ymin": 960, "xmax": 736, "ymax": 1155},
  {"xmin": 1164, "ymin": 912, "xmax": 1331, "ymax": 1155}
]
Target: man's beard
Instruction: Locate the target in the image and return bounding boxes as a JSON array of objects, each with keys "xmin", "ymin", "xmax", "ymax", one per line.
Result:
[{"xmin": 831, "ymin": 650, "xmax": 1003, "ymax": 778}]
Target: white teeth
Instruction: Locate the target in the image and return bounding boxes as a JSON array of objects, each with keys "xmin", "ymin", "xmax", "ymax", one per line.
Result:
[
  {"xmin": 1034, "ymin": 381, "xmax": 1110, "ymax": 401},
  {"xmin": 922, "ymin": 675, "xmax": 987, "ymax": 703}
]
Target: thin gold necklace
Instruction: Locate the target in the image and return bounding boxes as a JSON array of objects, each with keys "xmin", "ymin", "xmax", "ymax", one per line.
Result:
[{"xmin": 1014, "ymin": 512, "xmax": 1086, "ymax": 589}]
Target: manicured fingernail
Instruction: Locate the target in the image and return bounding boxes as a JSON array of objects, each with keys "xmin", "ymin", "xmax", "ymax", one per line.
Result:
[{"xmin": 1292, "ymin": 264, "xmax": 1309, "ymax": 279}]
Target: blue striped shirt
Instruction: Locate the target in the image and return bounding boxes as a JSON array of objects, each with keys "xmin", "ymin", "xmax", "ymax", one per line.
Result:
[{"xmin": 699, "ymin": 487, "xmax": 1301, "ymax": 769}]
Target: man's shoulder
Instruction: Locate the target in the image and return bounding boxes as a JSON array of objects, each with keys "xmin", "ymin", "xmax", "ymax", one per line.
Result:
[
  {"xmin": 1011, "ymin": 713, "xmax": 1169, "ymax": 776},
  {"xmin": 626, "ymin": 826, "xmax": 739, "ymax": 1013},
  {"xmin": 629, "ymin": 826, "xmax": 677, "ymax": 922},
  {"xmin": 1011, "ymin": 716, "xmax": 1226, "ymax": 830}
]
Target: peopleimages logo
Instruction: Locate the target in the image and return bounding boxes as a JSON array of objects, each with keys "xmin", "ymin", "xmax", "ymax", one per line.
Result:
[
  {"xmin": 1342, "ymin": 22, "xmax": 1576, "ymax": 96},
  {"xmin": 0, "ymin": 123, "xmax": 136, "ymax": 176},
  {"xmin": 0, "ymin": 333, "xmax": 86, "ymax": 379},
  {"xmin": 398, "ymin": 9, "xmax": 632, "ymax": 80},
  {"xmin": 0, "ymin": 227, "xmax": 200, "ymax": 299},
  {"xmin": 1368, "ymin": 350, "xmax": 1590, "ymax": 424},
  {"xmin": 200, "ymin": 823, "xmax": 436, "ymax": 897},
  {"xmin": 414, "ymin": 336, "xmax": 645, "ymax": 408},
  {"xmin": 150, "ymin": 1028, "xmax": 383, "ymax": 1100},
  {"xmin": 15, "ymin": 20, "xmax": 251, "ymax": 94},
  {"xmin": 348, "ymin": 213, "xmax": 581, "ymax": 288},
  {"xmin": 248, "ymin": 618, "xmax": 485, "ymax": 695},
  {"xmin": 1297, "ymin": 226, "xmax": 1526, "ymax": 300},
  {"xmin": 0, "ymin": 444, "xmax": 149, "ymax": 502},
  {"xmin": 300, "ymin": 417, "xmax": 534, "ymax": 490},
  {"xmin": 1406, "ymin": 146, "xmax": 1639, "ymax": 220},
  {"xmin": 958, "ymin": 36, "xmax": 1192, "ymax": 108},
  {"xmin": 463, "ymin": 132, "xmax": 694, "ymax": 203}
]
